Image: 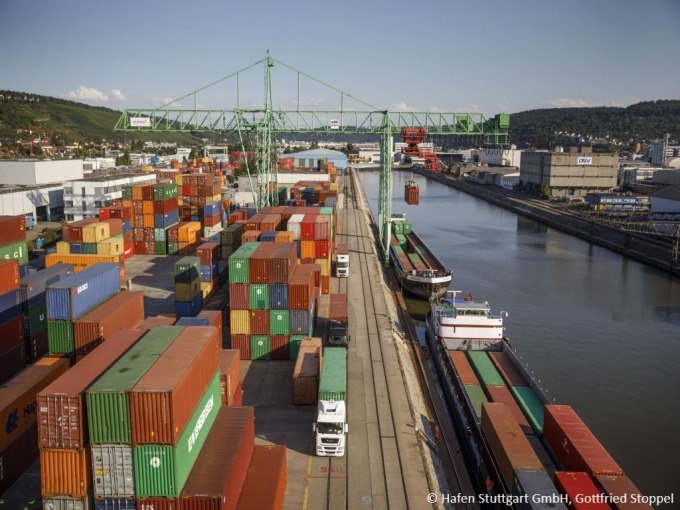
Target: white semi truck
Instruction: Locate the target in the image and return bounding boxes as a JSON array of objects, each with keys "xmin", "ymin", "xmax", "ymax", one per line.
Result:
[{"xmin": 313, "ymin": 347, "xmax": 348, "ymax": 456}]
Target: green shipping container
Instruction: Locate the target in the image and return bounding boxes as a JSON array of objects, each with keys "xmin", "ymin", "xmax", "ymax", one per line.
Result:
[
  {"xmin": 154, "ymin": 228, "xmax": 167, "ymax": 242},
  {"xmin": 153, "ymin": 183, "xmax": 178, "ymax": 201},
  {"xmin": 269, "ymin": 310, "xmax": 290, "ymax": 335},
  {"xmin": 82, "ymin": 243, "xmax": 98, "ymax": 255},
  {"xmin": 154, "ymin": 242, "xmax": 167, "ymax": 255},
  {"xmin": 167, "ymin": 242, "xmax": 179, "ymax": 255},
  {"xmin": 174, "ymin": 257, "xmax": 200, "ymax": 283},
  {"xmin": 467, "ymin": 351, "xmax": 505, "ymax": 387},
  {"xmin": 228, "ymin": 242, "xmax": 260, "ymax": 284},
  {"xmin": 133, "ymin": 371, "xmax": 220, "ymax": 498},
  {"xmin": 122, "ymin": 185, "xmax": 132, "ymax": 200},
  {"xmin": 289, "ymin": 335, "xmax": 304, "ymax": 361},
  {"xmin": 0, "ymin": 240, "xmax": 29, "ymax": 265},
  {"xmin": 87, "ymin": 326, "xmax": 184, "ymax": 444},
  {"xmin": 250, "ymin": 335, "xmax": 271, "ymax": 361},
  {"xmin": 510, "ymin": 385, "xmax": 545, "ymax": 434},
  {"xmin": 402, "ymin": 221, "xmax": 412, "ymax": 234},
  {"xmin": 463, "ymin": 384, "xmax": 488, "ymax": 420},
  {"xmin": 26, "ymin": 303, "xmax": 48, "ymax": 337},
  {"xmin": 47, "ymin": 320, "xmax": 74, "ymax": 354},
  {"xmin": 392, "ymin": 222, "xmax": 403, "ymax": 236},
  {"xmin": 318, "ymin": 347, "xmax": 346, "ymax": 401},
  {"xmin": 249, "ymin": 284, "xmax": 269, "ymax": 310}
]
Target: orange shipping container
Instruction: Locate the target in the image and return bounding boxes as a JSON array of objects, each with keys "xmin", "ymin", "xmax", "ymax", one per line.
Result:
[
  {"xmin": 143, "ymin": 214, "xmax": 155, "ymax": 228},
  {"xmin": 40, "ymin": 447, "xmax": 92, "ymax": 497},
  {"xmin": 142, "ymin": 201, "xmax": 154, "ymax": 214},
  {"xmin": 46, "ymin": 254, "xmax": 122, "ymax": 273},
  {"xmin": 219, "ymin": 349, "xmax": 241, "ymax": 406},
  {"xmin": 300, "ymin": 240, "xmax": 315, "ymax": 259},
  {"xmin": 0, "ymin": 357, "xmax": 70, "ymax": 452},
  {"xmin": 235, "ymin": 445, "xmax": 287, "ymax": 510}
]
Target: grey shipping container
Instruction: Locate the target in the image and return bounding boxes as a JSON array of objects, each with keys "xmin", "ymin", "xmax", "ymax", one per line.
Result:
[
  {"xmin": 512, "ymin": 469, "xmax": 567, "ymax": 510},
  {"xmin": 91, "ymin": 444, "xmax": 135, "ymax": 498},
  {"xmin": 42, "ymin": 492, "xmax": 92, "ymax": 510},
  {"xmin": 21, "ymin": 263, "xmax": 74, "ymax": 309}
]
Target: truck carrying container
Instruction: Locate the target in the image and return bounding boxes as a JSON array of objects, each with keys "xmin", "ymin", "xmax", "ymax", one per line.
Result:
[
  {"xmin": 86, "ymin": 326, "xmax": 184, "ymax": 444},
  {"xmin": 179, "ymin": 406, "xmax": 255, "ymax": 510},
  {"xmin": 328, "ymin": 294, "xmax": 349, "ymax": 346},
  {"xmin": 318, "ymin": 347, "xmax": 346, "ymax": 401},
  {"xmin": 235, "ymin": 445, "xmax": 287, "ymax": 510},
  {"xmin": 133, "ymin": 371, "xmax": 221, "ymax": 498},
  {"xmin": 0, "ymin": 357, "xmax": 70, "ymax": 452},
  {"xmin": 293, "ymin": 337, "xmax": 322, "ymax": 405},
  {"xmin": 129, "ymin": 326, "xmax": 220, "ymax": 445},
  {"xmin": 46, "ymin": 263, "xmax": 121, "ymax": 321},
  {"xmin": 37, "ymin": 328, "xmax": 147, "ymax": 450}
]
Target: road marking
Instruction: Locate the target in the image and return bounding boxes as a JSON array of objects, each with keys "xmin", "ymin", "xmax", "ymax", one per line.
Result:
[{"xmin": 302, "ymin": 448, "xmax": 313, "ymax": 510}]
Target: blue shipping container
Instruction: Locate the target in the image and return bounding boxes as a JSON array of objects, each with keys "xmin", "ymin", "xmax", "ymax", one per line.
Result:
[
  {"xmin": 46, "ymin": 263, "xmax": 120, "ymax": 321},
  {"xmin": 20, "ymin": 263, "xmax": 74, "ymax": 310},
  {"xmin": 176, "ymin": 316, "xmax": 210, "ymax": 327},
  {"xmin": 19, "ymin": 264, "xmax": 29, "ymax": 278},
  {"xmin": 122, "ymin": 220, "xmax": 132, "ymax": 234},
  {"xmin": 289, "ymin": 309, "xmax": 311, "ymax": 336},
  {"xmin": 174, "ymin": 293, "xmax": 202, "ymax": 319},
  {"xmin": 0, "ymin": 289, "xmax": 21, "ymax": 324},
  {"xmin": 96, "ymin": 498, "xmax": 137, "ymax": 510},
  {"xmin": 260, "ymin": 231, "xmax": 277, "ymax": 242},
  {"xmin": 200, "ymin": 263, "xmax": 219, "ymax": 282},
  {"xmin": 70, "ymin": 243, "xmax": 83, "ymax": 254},
  {"xmin": 154, "ymin": 210, "xmax": 180, "ymax": 229},
  {"xmin": 203, "ymin": 202, "xmax": 221, "ymax": 217},
  {"xmin": 269, "ymin": 284, "xmax": 288, "ymax": 310}
]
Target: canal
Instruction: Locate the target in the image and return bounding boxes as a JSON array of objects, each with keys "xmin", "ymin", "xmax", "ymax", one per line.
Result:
[{"xmin": 358, "ymin": 170, "xmax": 680, "ymax": 498}]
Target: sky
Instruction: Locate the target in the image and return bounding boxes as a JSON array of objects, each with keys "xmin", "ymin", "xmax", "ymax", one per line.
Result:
[{"xmin": 1, "ymin": 0, "xmax": 679, "ymax": 116}]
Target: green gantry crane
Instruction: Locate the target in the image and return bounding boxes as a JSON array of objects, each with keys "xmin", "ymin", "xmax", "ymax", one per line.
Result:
[{"xmin": 114, "ymin": 54, "xmax": 510, "ymax": 263}]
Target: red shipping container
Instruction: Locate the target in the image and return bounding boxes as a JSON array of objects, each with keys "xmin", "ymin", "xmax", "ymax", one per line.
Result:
[
  {"xmin": 0, "ymin": 215, "xmax": 26, "ymax": 244},
  {"xmin": 137, "ymin": 315, "xmax": 176, "ymax": 330},
  {"xmin": 167, "ymin": 224, "xmax": 179, "ymax": 243},
  {"xmin": 230, "ymin": 381, "xmax": 243, "ymax": 407},
  {"xmin": 321, "ymin": 275, "xmax": 330, "ymax": 294},
  {"xmin": 448, "ymin": 351, "xmax": 481, "ymax": 386},
  {"xmin": 130, "ymin": 326, "xmax": 221, "ymax": 444},
  {"xmin": 138, "ymin": 498, "xmax": 178, "ymax": 510},
  {"xmin": 593, "ymin": 474, "xmax": 652, "ymax": 510},
  {"xmin": 0, "ymin": 315, "xmax": 24, "ymax": 355},
  {"xmin": 313, "ymin": 215, "xmax": 329, "ymax": 240},
  {"xmin": 241, "ymin": 230, "xmax": 261, "ymax": 243},
  {"xmin": 153, "ymin": 197, "xmax": 179, "ymax": 215},
  {"xmin": 134, "ymin": 241, "xmax": 145, "ymax": 254},
  {"xmin": 267, "ymin": 243, "xmax": 297, "ymax": 284},
  {"xmin": 230, "ymin": 335, "xmax": 251, "ymax": 360},
  {"xmin": 219, "ymin": 349, "xmax": 240, "ymax": 406},
  {"xmin": 0, "ymin": 341, "xmax": 26, "ymax": 384},
  {"xmin": 314, "ymin": 240, "xmax": 330, "ymax": 259},
  {"xmin": 270, "ymin": 335, "xmax": 290, "ymax": 361},
  {"xmin": 300, "ymin": 215, "xmax": 315, "ymax": 241},
  {"xmin": 198, "ymin": 310, "xmax": 223, "ymax": 339},
  {"xmin": 204, "ymin": 213, "xmax": 221, "ymax": 228},
  {"xmin": 0, "ymin": 423, "xmax": 39, "ymax": 494},
  {"xmin": 63, "ymin": 218, "xmax": 97, "ymax": 243},
  {"xmin": 142, "ymin": 185, "xmax": 155, "ymax": 201},
  {"xmin": 248, "ymin": 243, "xmax": 274, "ymax": 284},
  {"xmin": 488, "ymin": 351, "xmax": 529, "ymax": 386},
  {"xmin": 197, "ymin": 242, "xmax": 220, "ymax": 266},
  {"xmin": 544, "ymin": 405, "xmax": 624, "ymax": 476},
  {"xmin": 101, "ymin": 218, "xmax": 123, "ymax": 237},
  {"xmin": 553, "ymin": 472, "xmax": 610, "ymax": 510},
  {"xmin": 37, "ymin": 328, "xmax": 146, "ymax": 449},
  {"xmin": 236, "ymin": 445, "xmax": 287, "ymax": 510},
  {"xmin": 179, "ymin": 407, "xmax": 254, "ymax": 510},
  {"xmin": 72, "ymin": 291, "xmax": 145, "ymax": 354},
  {"xmin": 229, "ymin": 284, "xmax": 250, "ymax": 310},
  {"xmin": 26, "ymin": 330, "xmax": 49, "ymax": 362},
  {"xmin": 0, "ymin": 259, "xmax": 20, "ymax": 295},
  {"xmin": 249, "ymin": 310, "xmax": 269, "ymax": 335},
  {"xmin": 288, "ymin": 265, "xmax": 315, "ymax": 310},
  {"xmin": 484, "ymin": 385, "xmax": 533, "ymax": 436}
]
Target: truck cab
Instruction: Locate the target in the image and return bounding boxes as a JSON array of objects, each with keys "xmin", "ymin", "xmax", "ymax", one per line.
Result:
[
  {"xmin": 335, "ymin": 243, "xmax": 349, "ymax": 278},
  {"xmin": 313, "ymin": 400, "xmax": 348, "ymax": 456}
]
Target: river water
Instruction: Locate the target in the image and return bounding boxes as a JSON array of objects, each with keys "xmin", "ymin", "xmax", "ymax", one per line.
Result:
[{"xmin": 358, "ymin": 170, "xmax": 680, "ymax": 498}]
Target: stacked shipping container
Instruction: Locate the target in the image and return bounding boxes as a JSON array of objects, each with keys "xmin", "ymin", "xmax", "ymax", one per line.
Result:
[
  {"xmin": 174, "ymin": 257, "xmax": 202, "ymax": 318},
  {"xmin": 122, "ymin": 183, "xmax": 181, "ymax": 255},
  {"xmin": 179, "ymin": 173, "xmax": 224, "ymax": 240},
  {"xmin": 0, "ymin": 259, "xmax": 27, "ymax": 383}
]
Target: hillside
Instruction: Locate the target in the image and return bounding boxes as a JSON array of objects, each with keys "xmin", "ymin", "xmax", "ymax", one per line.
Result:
[
  {"xmin": 509, "ymin": 100, "xmax": 680, "ymax": 149},
  {"xmin": 0, "ymin": 90, "xmax": 203, "ymax": 145}
]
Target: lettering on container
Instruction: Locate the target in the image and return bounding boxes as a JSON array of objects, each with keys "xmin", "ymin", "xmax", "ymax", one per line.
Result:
[
  {"xmin": 187, "ymin": 395, "xmax": 214, "ymax": 453},
  {"xmin": 76, "ymin": 283, "xmax": 88, "ymax": 294},
  {"xmin": 5, "ymin": 409, "xmax": 19, "ymax": 433}
]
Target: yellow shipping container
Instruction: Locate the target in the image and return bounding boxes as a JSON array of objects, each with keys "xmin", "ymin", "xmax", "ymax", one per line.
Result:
[
  {"xmin": 122, "ymin": 200, "xmax": 133, "ymax": 210},
  {"xmin": 174, "ymin": 174, "xmax": 183, "ymax": 185},
  {"xmin": 0, "ymin": 358, "xmax": 70, "ymax": 452},
  {"xmin": 211, "ymin": 194, "xmax": 221, "ymax": 203},
  {"xmin": 301, "ymin": 241, "xmax": 315, "ymax": 259},
  {"xmin": 141, "ymin": 165, "xmax": 153, "ymax": 173},
  {"xmin": 96, "ymin": 238, "xmax": 124, "ymax": 256},
  {"xmin": 230, "ymin": 310, "xmax": 250, "ymax": 335},
  {"xmin": 315, "ymin": 257, "xmax": 330, "ymax": 276},
  {"xmin": 329, "ymin": 183, "xmax": 338, "ymax": 191},
  {"xmin": 82, "ymin": 222, "xmax": 110, "ymax": 243},
  {"xmin": 178, "ymin": 222, "xmax": 201, "ymax": 243},
  {"xmin": 275, "ymin": 231, "xmax": 294, "ymax": 243},
  {"xmin": 45, "ymin": 254, "xmax": 121, "ymax": 273},
  {"xmin": 200, "ymin": 281, "xmax": 213, "ymax": 300},
  {"xmin": 175, "ymin": 280, "xmax": 201, "ymax": 301},
  {"xmin": 56, "ymin": 241, "xmax": 70, "ymax": 255}
]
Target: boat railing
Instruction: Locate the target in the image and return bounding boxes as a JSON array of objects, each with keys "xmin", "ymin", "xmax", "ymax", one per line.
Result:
[{"xmin": 503, "ymin": 339, "xmax": 556, "ymax": 404}]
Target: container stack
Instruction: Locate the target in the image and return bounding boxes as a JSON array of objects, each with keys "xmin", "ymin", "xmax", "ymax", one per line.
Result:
[
  {"xmin": 122, "ymin": 183, "xmax": 181, "ymax": 255},
  {"xmin": 37, "ymin": 329, "xmax": 147, "ymax": 510},
  {"xmin": 220, "ymin": 222, "xmax": 244, "ymax": 260},
  {"xmin": 289, "ymin": 180, "xmax": 338, "ymax": 207},
  {"xmin": 175, "ymin": 256, "xmax": 202, "ymax": 318},
  {"xmin": 229, "ymin": 242, "xmax": 317, "ymax": 361},
  {"xmin": 179, "ymin": 173, "xmax": 223, "ymax": 239},
  {"xmin": 56, "ymin": 218, "xmax": 125, "ymax": 257},
  {"xmin": 286, "ymin": 210, "xmax": 334, "ymax": 294},
  {"xmin": 0, "ymin": 259, "xmax": 25, "ymax": 384},
  {"xmin": 0, "ymin": 357, "xmax": 70, "ymax": 495},
  {"xmin": 46, "ymin": 263, "xmax": 122, "ymax": 358},
  {"xmin": 99, "ymin": 205, "xmax": 134, "ymax": 258},
  {"xmin": 0, "ymin": 215, "xmax": 29, "ymax": 276},
  {"xmin": 20, "ymin": 263, "xmax": 75, "ymax": 365}
]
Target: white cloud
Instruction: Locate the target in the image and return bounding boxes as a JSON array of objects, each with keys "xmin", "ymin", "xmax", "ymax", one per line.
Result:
[
  {"xmin": 68, "ymin": 85, "xmax": 109, "ymax": 103},
  {"xmin": 428, "ymin": 106, "xmax": 442, "ymax": 112},
  {"xmin": 310, "ymin": 97, "xmax": 325, "ymax": 106},
  {"xmin": 151, "ymin": 96, "xmax": 181, "ymax": 107},
  {"xmin": 108, "ymin": 88, "xmax": 126, "ymax": 101},
  {"xmin": 393, "ymin": 101, "xmax": 416, "ymax": 112},
  {"xmin": 548, "ymin": 98, "xmax": 590, "ymax": 108},
  {"xmin": 465, "ymin": 103, "xmax": 481, "ymax": 112}
]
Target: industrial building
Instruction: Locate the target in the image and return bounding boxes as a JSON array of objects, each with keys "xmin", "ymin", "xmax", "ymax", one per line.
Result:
[
  {"xmin": 650, "ymin": 186, "xmax": 680, "ymax": 213},
  {"xmin": 64, "ymin": 173, "xmax": 156, "ymax": 221},
  {"xmin": 479, "ymin": 147, "xmax": 523, "ymax": 167},
  {"xmin": 290, "ymin": 148, "xmax": 348, "ymax": 170},
  {"xmin": 648, "ymin": 137, "xmax": 680, "ymax": 166},
  {"xmin": 0, "ymin": 159, "xmax": 84, "ymax": 220},
  {"xmin": 519, "ymin": 148, "xmax": 618, "ymax": 197},
  {"xmin": 618, "ymin": 166, "xmax": 662, "ymax": 189}
]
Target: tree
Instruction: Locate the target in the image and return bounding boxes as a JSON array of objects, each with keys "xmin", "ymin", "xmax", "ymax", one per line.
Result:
[
  {"xmin": 115, "ymin": 151, "xmax": 131, "ymax": 166},
  {"xmin": 310, "ymin": 141, "xmax": 319, "ymax": 150}
]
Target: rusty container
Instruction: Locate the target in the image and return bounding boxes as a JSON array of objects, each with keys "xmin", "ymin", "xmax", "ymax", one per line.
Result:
[
  {"xmin": 488, "ymin": 351, "xmax": 528, "ymax": 386},
  {"xmin": 37, "ymin": 329, "xmax": 146, "ymax": 450},
  {"xmin": 219, "ymin": 349, "xmax": 240, "ymax": 407},
  {"xmin": 129, "ymin": 326, "xmax": 220, "ymax": 445},
  {"xmin": 248, "ymin": 243, "xmax": 274, "ymax": 284},
  {"xmin": 136, "ymin": 315, "xmax": 176, "ymax": 330},
  {"xmin": 235, "ymin": 445, "xmax": 287, "ymax": 510},
  {"xmin": 230, "ymin": 335, "xmax": 250, "ymax": 360},
  {"xmin": 178, "ymin": 407, "xmax": 254, "ymax": 510},
  {"xmin": 288, "ymin": 265, "xmax": 315, "ymax": 310},
  {"xmin": 266, "ymin": 243, "xmax": 297, "ymax": 284},
  {"xmin": 72, "ymin": 291, "xmax": 144, "ymax": 355}
]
